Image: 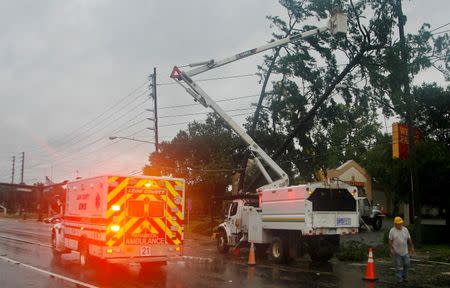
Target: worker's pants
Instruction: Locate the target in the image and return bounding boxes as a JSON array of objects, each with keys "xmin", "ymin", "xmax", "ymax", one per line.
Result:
[{"xmin": 394, "ymin": 253, "xmax": 410, "ymax": 282}]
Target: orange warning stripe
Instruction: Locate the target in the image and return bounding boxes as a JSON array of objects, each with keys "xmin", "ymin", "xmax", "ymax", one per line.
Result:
[{"xmin": 105, "ymin": 176, "xmax": 184, "ymax": 247}]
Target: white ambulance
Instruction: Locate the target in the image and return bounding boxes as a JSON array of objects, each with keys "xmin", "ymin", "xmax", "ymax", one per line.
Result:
[{"xmin": 51, "ymin": 175, "xmax": 185, "ymax": 269}]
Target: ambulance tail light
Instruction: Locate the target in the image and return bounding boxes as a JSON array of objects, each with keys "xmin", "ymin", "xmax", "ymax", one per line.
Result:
[
  {"xmin": 110, "ymin": 224, "xmax": 120, "ymax": 232},
  {"xmin": 111, "ymin": 205, "xmax": 121, "ymax": 211}
]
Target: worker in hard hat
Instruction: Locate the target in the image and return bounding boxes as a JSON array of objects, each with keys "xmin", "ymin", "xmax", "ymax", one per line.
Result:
[{"xmin": 389, "ymin": 216, "xmax": 415, "ymax": 283}]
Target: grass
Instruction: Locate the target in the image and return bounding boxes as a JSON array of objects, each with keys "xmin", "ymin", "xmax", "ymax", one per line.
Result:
[
  {"xmin": 337, "ymin": 239, "xmax": 450, "ymax": 263},
  {"xmin": 418, "ymin": 245, "xmax": 450, "ymax": 263},
  {"xmin": 336, "ymin": 240, "xmax": 391, "ymax": 261}
]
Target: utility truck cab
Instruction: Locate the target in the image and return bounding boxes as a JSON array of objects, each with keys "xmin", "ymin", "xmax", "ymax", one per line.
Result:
[{"xmin": 217, "ymin": 181, "xmax": 359, "ymax": 262}]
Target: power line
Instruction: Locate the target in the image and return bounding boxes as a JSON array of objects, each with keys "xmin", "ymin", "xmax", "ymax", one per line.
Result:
[
  {"xmin": 159, "ymin": 93, "xmax": 259, "ymax": 110},
  {"xmin": 27, "ymin": 125, "xmax": 150, "ymax": 170},
  {"xmin": 50, "ymin": 89, "xmax": 149, "ymax": 149},
  {"xmin": 430, "ymin": 22, "xmax": 450, "ymax": 32},
  {"xmin": 109, "ymin": 110, "xmax": 147, "ymax": 134},
  {"xmin": 159, "ymin": 107, "xmax": 254, "ymax": 119},
  {"xmin": 27, "ymin": 97, "xmax": 150, "ymax": 162},
  {"xmin": 159, "ymin": 112, "xmax": 252, "ymax": 128},
  {"xmin": 23, "ymin": 82, "xmax": 149, "ymax": 155},
  {"xmin": 432, "ymin": 29, "xmax": 450, "ymax": 35},
  {"xmin": 157, "ymin": 73, "xmax": 257, "ymax": 86}
]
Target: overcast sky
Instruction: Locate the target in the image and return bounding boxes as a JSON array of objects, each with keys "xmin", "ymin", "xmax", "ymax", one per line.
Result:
[{"xmin": 0, "ymin": 1, "xmax": 448, "ymax": 184}]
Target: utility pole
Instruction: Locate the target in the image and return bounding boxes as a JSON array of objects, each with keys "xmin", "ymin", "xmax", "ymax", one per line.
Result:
[
  {"xmin": 396, "ymin": 0, "xmax": 420, "ymax": 228},
  {"xmin": 11, "ymin": 156, "xmax": 15, "ymax": 184},
  {"xmin": 20, "ymin": 152, "xmax": 25, "ymax": 184},
  {"xmin": 148, "ymin": 67, "xmax": 159, "ymax": 153}
]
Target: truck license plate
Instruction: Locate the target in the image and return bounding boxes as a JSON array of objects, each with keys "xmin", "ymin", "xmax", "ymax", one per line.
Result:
[
  {"xmin": 336, "ymin": 217, "xmax": 351, "ymax": 226},
  {"xmin": 140, "ymin": 246, "xmax": 151, "ymax": 256}
]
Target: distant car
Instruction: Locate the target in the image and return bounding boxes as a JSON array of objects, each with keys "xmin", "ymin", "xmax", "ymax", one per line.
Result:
[
  {"xmin": 43, "ymin": 215, "xmax": 61, "ymax": 224},
  {"xmin": 358, "ymin": 197, "xmax": 384, "ymax": 231}
]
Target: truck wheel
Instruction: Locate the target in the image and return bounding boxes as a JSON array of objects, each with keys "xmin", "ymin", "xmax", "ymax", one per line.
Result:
[
  {"xmin": 51, "ymin": 232, "xmax": 61, "ymax": 258},
  {"xmin": 269, "ymin": 237, "xmax": 287, "ymax": 263},
  {"xmin": 79, "ymin": 242, "xmax": 90, "ymax": 267},
  {"xmin": 217, "ymin": 230, "xmax": 229, "ymax": 254},
  {"xmin": 372, "ymin": 217, "xmax": 382, "ymax": 231}
]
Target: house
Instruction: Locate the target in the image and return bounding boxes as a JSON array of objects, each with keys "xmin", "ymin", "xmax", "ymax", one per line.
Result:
[{"xmin": 327, "ymin": 160, "xmax": 389, "ymax": 212}]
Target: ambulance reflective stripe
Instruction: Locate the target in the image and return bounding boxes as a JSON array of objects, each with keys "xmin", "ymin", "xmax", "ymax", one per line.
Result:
[
  {"xmin": 146, "ymin": 194, "xmax": 183, "ymax": 236},
  {"xmin": 165, "ymin": 181, "xmax": 184, "ymax": 236},
  {"xmin": 104, "ymin": 177, "xmax": 184, "ymax": 247},
  {"xmin": 106, "ymin": 190, "xmax": 147, "ymax": 246},
  {"xmin": 106, "ymin": 177, "xmax": 129, "ymax": 209}
]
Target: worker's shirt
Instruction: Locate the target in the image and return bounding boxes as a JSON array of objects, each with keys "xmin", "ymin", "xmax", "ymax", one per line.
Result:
[{"xmin": 389, "ymin": 226, "xmax": 411, "ymax": 256}]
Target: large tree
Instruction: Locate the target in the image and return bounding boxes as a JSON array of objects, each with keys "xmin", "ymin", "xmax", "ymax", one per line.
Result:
[
  {"xmin": 244, "ymin": 0, "xmax": 448, "ymax": 190},
  {"xmin": 144, "ymin": 114, "xmax": 246, "ymax": 213}
]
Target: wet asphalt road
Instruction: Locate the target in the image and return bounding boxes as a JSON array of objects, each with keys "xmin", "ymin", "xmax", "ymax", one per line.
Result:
[{"xmin": 0, "ymin": 218, "xmax": 449, "ymax": 288}]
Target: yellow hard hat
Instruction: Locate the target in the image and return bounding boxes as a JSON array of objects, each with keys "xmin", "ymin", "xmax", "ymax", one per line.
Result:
[{"xmin": 394, "ymin": 216, "xmax": 404, "ymax": 224}]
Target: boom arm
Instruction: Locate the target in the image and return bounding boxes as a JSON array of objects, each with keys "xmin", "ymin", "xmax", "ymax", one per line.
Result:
[{"xmin": 170, "ymin": 11, "xmax": 347, "ymax": 190}]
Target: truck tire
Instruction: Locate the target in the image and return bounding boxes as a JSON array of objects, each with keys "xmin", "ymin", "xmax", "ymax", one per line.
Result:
[
  {"xmin": 269, "ymin": 237, "xmax": 287, "ymax": 264},
  {"xmin": 51, "ymin": 231, "xmax": 61, "ymax": 258},
  {"xmin": 372, "ymin": 217, "xmax": 382, "ymax": 231},
  {"xmin": 217, "ymin": 230, "xmax": 229, "ymax": 254}
]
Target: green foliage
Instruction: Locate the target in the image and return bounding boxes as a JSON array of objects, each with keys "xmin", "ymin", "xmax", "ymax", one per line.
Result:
[
  {"xmin": 337, "ymin": 240, "xmax": 389, "ymax": 261},
  {"xmin": 248, "ymin": 0, "xmax": 397, "ymax": 185},
  {"xmin": 144, "ymin": 114, "xmax": 246, "ymax": 212},
  {"xmin": 337, "ymin": 240, "xmax": 368, "ymax": 261},
  {"xmin": 144, "ymin": 1, "xmax": 450, "ymax": 217},
  {"xmin": 421, "ymin": 245, "xmax": 450, "ymax": 263},
  {"xmin": 413, "ymin": 84, "xmax": 450, "ymax": 146}
]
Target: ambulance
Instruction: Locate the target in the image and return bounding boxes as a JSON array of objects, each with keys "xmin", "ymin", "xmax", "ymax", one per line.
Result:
[{"xmin": 51, "ymin": 175, "xmax": 185, "ymax": 268}]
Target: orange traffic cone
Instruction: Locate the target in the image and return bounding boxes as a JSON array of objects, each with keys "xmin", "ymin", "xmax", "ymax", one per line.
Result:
[
  {"xmin": 248, "ymin": 242, "xmax": 256, "ymax": 265},
  {"xmin": 363, "ymin": 247, "xmax": 378, "ymax": 281}
]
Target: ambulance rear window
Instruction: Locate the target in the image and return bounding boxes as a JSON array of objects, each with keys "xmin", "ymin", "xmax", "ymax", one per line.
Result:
[
  {"xmin": 149, "ymin": 201, "xmax": 164, "ymax": 217},
  {"xmin": 127, "ymin": 200, "xmax": 145, "ymax": 217}
]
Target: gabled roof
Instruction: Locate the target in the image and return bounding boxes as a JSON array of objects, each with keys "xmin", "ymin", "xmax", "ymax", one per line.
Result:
[{"xmin": 330, "ymin": 160, "xmax": 369, "ymax": 177}]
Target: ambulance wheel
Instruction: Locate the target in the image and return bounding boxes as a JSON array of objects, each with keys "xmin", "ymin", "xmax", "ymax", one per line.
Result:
[
  {"xmin": 51, "ymin": 232, "xmax": 61, "ymax": 258},
  {"xmin": 269, "ymin": 237, "xmax": 287, "ymax": 264},
  {"xmin": 217, "ymin": 230, "xmax": 229, "ymax": 254},
  {"xmin": 79, "ymin": 242, "xmax": 90, "ymax": 267}
]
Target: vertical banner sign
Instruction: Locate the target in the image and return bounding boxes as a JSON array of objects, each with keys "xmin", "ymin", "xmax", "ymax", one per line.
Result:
[{"xmin": 392, "ymin": 123, "xmax": 421, "ymax": 159}]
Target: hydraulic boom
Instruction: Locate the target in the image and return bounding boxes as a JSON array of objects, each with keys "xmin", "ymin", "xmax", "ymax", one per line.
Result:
[{"xmin": 170, "ymin": 11, "xmax": 347, "ymax": 190}]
